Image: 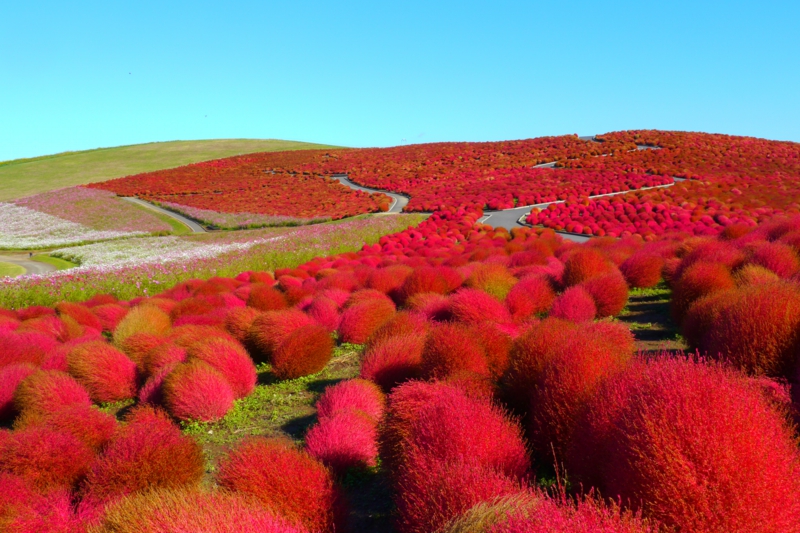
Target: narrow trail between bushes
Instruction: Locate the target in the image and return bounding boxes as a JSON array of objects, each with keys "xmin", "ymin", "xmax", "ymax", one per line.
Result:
[
  {"xmin": 0, "ymin": 253, "xmax": 58, "ymax": 276},
  {"xmin": 330, "ymin": 174, "xmax": 409, "ymax": 213},
  {"xmin": 121, "ymin": 197, "xmax": 206, "ymax": 233}
]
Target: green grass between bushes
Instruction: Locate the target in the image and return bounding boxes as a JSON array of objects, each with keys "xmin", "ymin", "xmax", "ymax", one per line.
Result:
[
  {"xmin": 0, "ymin": 262, "xmax": 26, "ymax": 278},
  {"xmin": 0, "ymin": 139, "xmax": 344, "ymax": 201}
]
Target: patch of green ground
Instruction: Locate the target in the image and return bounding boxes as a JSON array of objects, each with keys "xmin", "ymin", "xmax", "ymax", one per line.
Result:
[
  {"xmin": 126, "ymin": 202, "xmax": 194, "ymax": 235},
  {"xmin": 0, "ymin": 262, "xmax": 26, "ymax": 278},
  {"xmin": 0, "ymin": 139, "xmax": 344, "ymax": 201},
  {"xmin": 618, "ymin": 283, "xmax": 686, "ymax": 353},
  {"xmin": 31, "ymin": 254, "xmax": 78, "ymax": 270}
]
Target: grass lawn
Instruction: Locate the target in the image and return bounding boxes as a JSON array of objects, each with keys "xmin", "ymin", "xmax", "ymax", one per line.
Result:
[
  {"xmin": 0, "ymin": 139, "xmax": 344, "ymax": 202},
  {"xmin": 0, "ymin": 261, "xmax": 26, "ymax": 278},
  {"xmin": 31, "ymin": 254, "xmax": 77, "ymax": 270}
]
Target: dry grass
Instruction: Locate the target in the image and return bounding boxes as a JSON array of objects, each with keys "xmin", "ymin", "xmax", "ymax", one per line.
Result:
[{"xmin": 0, "ymin": 139, "xmax": 343, "ymax": 201}]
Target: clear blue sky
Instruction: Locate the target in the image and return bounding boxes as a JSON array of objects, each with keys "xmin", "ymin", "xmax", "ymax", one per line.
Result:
[{"xmin": 2, "ymin": 0, "xmax": 798, "ymax": 160}]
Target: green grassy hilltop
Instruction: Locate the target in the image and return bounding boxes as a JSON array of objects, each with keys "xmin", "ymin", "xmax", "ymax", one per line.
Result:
[{"xmin": 0, "ymin": 139, "xmax": 343, "ymax": 201}]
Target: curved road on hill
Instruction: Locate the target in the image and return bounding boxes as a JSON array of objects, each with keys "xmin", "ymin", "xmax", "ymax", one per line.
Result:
[
  {"xmin": 331, "ymin": 174, "xmax": 409, "ymax": 213},
  {"xmin": 0, "ymin": 253, "xmax": 58, "ymax": 276},
  {"xmin": 121, "ymin": 197, "xmax": 206, "ymax": 233}
]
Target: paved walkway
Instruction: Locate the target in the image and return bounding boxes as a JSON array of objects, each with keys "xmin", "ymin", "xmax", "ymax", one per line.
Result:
[
  {"xmin": 0, "ymin": 253, "xmax": 58, "ymax": 276},
  {"xmin": 121, "ymin": 197, "xmax": 206, "ymax": 233},
  {"xmin": 330, "ymin": 174, "xmax": 409, "ymax": 213}
]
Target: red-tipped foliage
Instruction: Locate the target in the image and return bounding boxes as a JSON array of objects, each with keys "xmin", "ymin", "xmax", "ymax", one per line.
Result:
[
  {"xmin": 137, "ymin": 362, "xmax": 177, "ymax": 406},
  {"xmin": 620, "ymin": 253, "xmax": 665, "ymax": 288},
  {"xmin": 464, "ymin": 264, "xmax": 517, "ymax": 299},
  {"xmin": 670, "ymin": 261, "xmax": 735, "ymax": 324},
  {"xmin": 472, "ymin": 322, "xmax": 514, "ymax": 380},
  {"xmin": 406, "ymin": 292, "xmax": 452, "ymax": 321},
  {"xmin": 14, "ymin": 369, "xmax": 91, "ymax": 417},
  {"xmin": 247, "ymin": 310, "xmax": 314, "ymax": 363},
  {"xmin": 0, "ymin": 473, "xmax": 76, "ymax": 532},
  {"xmin": 66, "ymin": 341, "xmax": 138, "ymax": 403},
  {"xmin": 168, "ymin": 324, "xmax": 236, "ymax": 348},
  {"xmin": 304, "ymin": 297, "xmax": 341, "ymax": 332},
  {"xmin": 360, "ymin": 333, "xmax": 425, "ymax": 391},
  {"xmin": 0, "ymin": 426, "xmax": 93, "ymax": 492},
  {"xmin": 55, "ymin": 301, "xmax": 103, "ymax": 331},
  {"xmin": 550, "ymin": 286, "xmax": 596, "ymax": 322},
  {"xmin": 0, "ymin": 331, "xmax": 58, "ymax": 367},
  {"xmin": 144, "ymin": 342, "xmax": 187, "ymax": 376},
  {"xmin": 421, "ymin": 323, "xmax": 489, "ymax": 380},
  {"xmin": 580, "ymin": 271, "xmax": 629, "ymax": 318},
  {"xmin": 271, "ymin": 323, "xmax": 333, "ymax": 380},
  {"xmin": 366, "ymin": 265, "xmax": 413, "ymax": 295},
  {"xmin": 562, "ymin": 248, "xmax": 615, "ymax": 287},
  {"xmin": 14, "ymin": 403, "xmax": 117, "ymax": 452},
  {"xmin": 162, "ymin": 360, "xmax": 235, "ymax": 422},
  {"xmin": 449, "ymin": 288, "xmax": 511, "ymax": 325},
  {"xmin": 0, "ymin": 363, "xmax": 37, "ymax": 421},
  {"xmin": 701, "ymin": 282, "xmax": 800, "ymax": 376},
  {"xmin": 338, "ymin": 298, "xmax": 396, "ymax": 344},
  {"xmin": 316, "ymin": 378, "xmax": 386, "ymax": 421},
  {"xmin": 364, "ymin": 311, "xmax": 429, "ymax": 351},
  {"xmin": 568, "ymin": 357, "xmax": 800, "ymax": 533},
  {"xmin": 247, "ymin": 284, "xmax": 288, "ymax": 312},
  {"xmin": 748, "ymin": 241, "xmax": 800, "ymax": 278},
  {"xmin": 681, "ymin": 290, "xmax": 740, "ymax": 348},
  {"xmin": 92, "ymin": 304, "xmax": 129, "ymax": 332},
  {"xmin": 115, "ymin": 332, "xmax": 167, "ymax": 372},
  {"xmin": 216, "ymin": 437, "xmax": 342, "ymax": 533},
  {"xmin": 400, "ymin": 266, "xmax": 452, "ymax": 302},
  {"xmin": 224, "ymin": 306, "xmax": 262, "ymax": 343},
  {"xmin": 82, "ymin": 406, "xmax": 205, "ymax": 500},
  {"xmin": 305, "ymin": 410, "xmax": 379, "ymax": 474},
  {"xmin": 187, "ymin": 338, "xmax": 256, "ymax": 399},
  {"xmin": 505, "ymin": 276, "xmax": 555, "ymax": 320},
  {"xmin": 675, "ymin": 238, "xmax": 745, "ymax": 280}
]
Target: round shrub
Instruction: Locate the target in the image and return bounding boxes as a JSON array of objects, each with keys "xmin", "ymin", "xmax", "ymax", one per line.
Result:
[
  {"xmin": 366, "ymin": 264, "xmax": 413, "ymax": 295},
  {"xmin": 579, "ymin": 271, "xmax": 629, "ymax": 318},
  {"xmin": 549, "ymin": 286, "xmax": 596, "ymax": 322},
  {"xmin": 305, "ymin": 410, "xmax": 379, "ymax": 474},
  {"xmin": 504, "ymin": 276, "xmax": 555, "ymax": 321},
  {"xmin": 224, "ymin": 307, "xmax": 263, "ymax": 343},
  {"xmin": 216, "ymin": 437, "xmax": 342, "ymax": 533},
  {"xmin": 464, "ymin": 264, "xmax": 518, "ymax": 300},
  {"xmin": 67, "ymin": 341, "xmax": 138, "ymax": 403},
  {"xmin": 187, "ymin": 338, "xmax": 256, "ymax": 399},
  {"xmin": 400, "ymin": 266, "xmax": 452, "ymax": 302},
  {"xmin": 138, "ymin": 362, "xmax": 177, "ymax": 406},
  {"xmin": 338, "ymin": 298, "xmax": 396, "ymax": 344},
  {"xmin": 674, "ymin": 238, "xmax": 745, "ymax": 280},
  {"xmin": 0, "ymin": 363, "xmax": 37, "ymax": 421},
  {"xmin": 304, "ymin": 297, "xmax": 340, "ymax": 332},
  {"xmin": 168, "ymin": 324, "xmax": 236, "ymax": 348},
  {"xmin": 681, "ymin": 290, "xmax": 739, "ymax": 349},
  {"xmin": 246, "ymin": 284, "xmax": 288, "ymax": 312},
  {"xmin": 116, "ymin": 332, "xmax": 168, "ymax": 371},
  {"xmin": 421, "ymin": 323, "xmax": 489, "ymax": 380},
  {"xmin": 247, "ymin": 310, "xmax": 314, "ymax": 363},
  {"xmin": 360, "ymin": 333, "xmax": 425, "ymax": 391},
  {"xmin": 271, "ymin": 323, "xmax": 333, "ymax": 380},
  {"xmin": 562, "ymin": 248, "xmax": 615, "ymax": 287},
  {"xmin": 365, "ymin": 311, "xmax": 429, "ymax": 351},
  {"xmin": 113, "ymin": 305, "xmax": 171, "ymax": 347},
  {"xmin": 162, "ymin": 360, "xmax": 235, "ymax": 422},
  {"xmin": 55, "ymin": 301, "xmax": 103, "ymax": 331},
  {"xmin": 0, "ymin": 473, "xmax": 76, "ymax": 533},
  {"xmin": 316, "ymin": 378, "xmax": 386, "ymax": 421},
  {"xmin": 93, "ymin": 487, "xmax": 308, "ymax": 533},
  {"xmin": 82, "ymin": 406, "xmax": 205, "ymax": 501},
  {"xmin": 143, "ymin": 342, "xmax": 187, "ymax": 376},
  {"xmin": 734, "ymin": 264, "xmax": 780, "ymax": 286},
  {"xmin": 670, "ymin": 261, "xmax": 736, "ymax": 324},
  {"xmin": 14, "ymin": 370, "xmax": 91, "ymax": 417},
  {"xmin": 449, "ymin": 288, "xmax": 512, "ymax": 325},
  {"xmin": 13, "ymin": 403, "xmax": 117, "ymax": 452},
  {"xmin": 619, "ymin": 253, "xmax": 665, "ymax": 288},
  {"xmin": 0, "ymin": 330, "xmax": 57, "ymax": 367},
  {"xmin": 747, "ymin": 241, "xmax": 800, "ymax": 278},
  {"xmin": 92, "ymin": 304, "xmax": 129, "ymax": 332}
]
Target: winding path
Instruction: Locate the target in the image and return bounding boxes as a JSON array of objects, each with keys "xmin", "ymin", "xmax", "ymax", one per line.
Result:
[
  {"xmin": 121, "ymin": 197, "xmax": 206, "ymax": 233},
  {"xmin": 0, "ymin": 253, "xmax": 58, "ymax": 276},
  {"xmin": 330, "ymin": 174, "xmax": 409, "ymax": 213}
]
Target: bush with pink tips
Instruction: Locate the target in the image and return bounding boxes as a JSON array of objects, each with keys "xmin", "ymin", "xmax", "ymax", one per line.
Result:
[
  {"xmin": 747, "ymin": 241, "xmax": 800, "ymax": 278},
  {"xmin": 162, "ymin": 360, "xmax": 235, "ymax": 422},
  {"xmin": 0, "ymin": 363, "xmax": 37, "ymax": 421},
  {"xmin": 464, "ymin": 264, "xmax": 517, "ymax": 299},
  {"xmin": 549, "ymin": 286, "xmax": 596, "ymax": 322},
  {"xmin": 224, "ymin": 306, "xmax": 263, "ymax": 342},
  {"xmin": 316, "ymin": 378, "xmax": 386, "ymax": 421},
  {"xmin": 360, "ymin": 333, "xmax": 425, "ymax": 391},
  {"xmin": 579, "ymin": 270, "xmax": 629, "ymax": 318},
  {"xmin": 143, "ymin": 342, "xmax": 187, "ymax": 376},
  {"xmin": 186, "ymin": 337, "xmax": 256, "ymax": 399},
  {"xmin": 562, "ymin": 248, "xmax": 615, "ymax": 287},
  {"xmin": 66, "ymin": 341, "xmax": 138, "ymax": 403},
  {"xmin": 14, "ymin": 369, "xmax": 91, "ymax": 417},
  {"xmin": 304, "ymin": 297, "xmax": 340, "ymax": 332},
  {"xmin": 112, "ymin": 305, "xmax": 171, "ymax": 347},
  {"xmin": 338, "ymin": 298, "xmax": 396, "ymax": 344},
  {"xmin": 271, "ymin": 323, "xmax": 333, "ymax": 380},
  {"xmin": 13, "ymin": 403, "xmax": 117, "ymax": 452},
  {"xmin": 620, "ymin": 253, "xmax": 665, "ymax": 288},
  {"xmin": 421, "ymin": 323, "xmax": 489, "ymax": 380},
  {"xmin": 364, "ymin": 311, "xmax": 429, "ymax": 351},
  {"xmin": 305, "ymin": 410, "xmax": 379, "ymax": 474},
  {"xmin": 449, "ymin": 288, "xmax": 512, "ymax": 325},
  {"xmin": 247, "ymin": 310, "xmax": 314, "ymax": 363},
  {"xmin": 504, "ymin": 276, "xmax": 555, "ymax": 321}
]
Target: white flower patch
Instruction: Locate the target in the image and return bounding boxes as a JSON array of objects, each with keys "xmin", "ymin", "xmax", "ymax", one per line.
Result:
[{"xmin": 0, "ymin": 202, "xmax": 148, "ymax": 248}]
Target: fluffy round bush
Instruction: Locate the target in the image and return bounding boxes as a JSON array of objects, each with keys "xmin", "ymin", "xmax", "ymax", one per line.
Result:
[
  {"xmin": 405, "ymin": 292, "xmax": 452, "ymax": 321},
  {"xmin": 449, "ymin": 288, "xmax": 512, "ymax": 325},
  {"xmin": 305, "ymin": 410, "xmax": 379, "ymax": 474},
  {"xmin": 0, "ymin": 426, "xmax": 94, "ymax": 492},
  {"xmin": 14, "ymin": 369, "xmax": 91, "ymax": 417},
  {"xmin": 472, "ymin": 323, "xmax": 514, "ymax": 380},
  {"xmin": 66, "ymin": 341, "xmax": 138, "ymax": 403},
  {"xmin": 316, "ymin": 378, "xmax": 386, "ymax": 421},
  {"xmin": 734, "ymin": 263, "xmax": 780, "ymax": 286},
  {"xmin": 14, "ymin": 403, "xmax": 117, "ymax": 452},
  {"xmin": 55, "ymin": 301, "xmax": 104, "ymax": 331},
  {"xmin": 0, "ymin": 473, "xmax": 77, "ymax": 532},
  {"xmin": 681, "ymin": 290, "xmax": 739, "ymax": 349},
  {"xmin": 143, "ymin": 342, "xmax": 187, "ymax": 376},
  {"xmin": 562, "ymin": 248, "xmax": 615, "ymax": 287},
  {"xmin": 674, "ymin": 238, "xmax": 745, "ymax": 280},
  {"xmin": 549, "ymin": 286, "xmax": 596, "ymax": 322},
  {"xmin": 568, "ymin": 357, "xmax": 800, "ymax": 532},
  {"xmin": 216, "ymin": 437, "xmax": 342, "ymax": 533},
  {"xmin": 247, "ymin": 310, "xmax": 314, "ymax": 363},
  {"xmin": 82, "ymin": 406, "xmax": 205, "ymax": 501},
  {"xmin": 504, "ymin": 276, "xmax": 555, "ymax": 321},
  {"xmin": 138, "ymin": 362, "xmax": 177, "ymax": 406},
  {"xmin": 93, "ymin": 488, "xmax": 308, "ymax": 533},
  {"xmin": 187, "ymin": 338, "xmax": 256, "ymax": 399},
  {"xmin": 365, "ymin": 312, "xmax": 429, "ymax": 351},
  {"xmin": 92, "ymin": 304, "xmax": 129, "ymax": 332},
  {"xmin": 670, "ymin": 261, "xmax": 736, "ymax": 324},
  {"xmin": 0, "ymin": 330, "xmax": 58, "ymax": 367},
  {"xmin": 421, "ymin": 323, "xmax": 489, "ymax": 380},
  {"xmin": 344, "ymin": 288, "xmax": 395, "ymax": 309},
  {"xmin": 113, "ymin": 305, "xmax": 171, "ymax": 347},
  {"xmin": 338, "ymin": 298, "xmax": 396, "ymax": 344},
  {"xmin": 360, "ymin": 333, "xmax": 425, "ymax": 391},
  {"xmin": 224, "ymin": 307, "xmax": 263, "ymax": 343},
  {"xmin": 464, "ymin": 264, "xmax": 518, "ymax": 300},
  {"xmin": 246, "ymin": 284, "xmax": 288, "ymax": 312},
  {"xmin": 168, "ymin": 324, "xmax": 236, "ymax": 348},
  {"xmin": 747, "ymin": 241, "xmax": 800, "ymax": 278},
  {"xmin": 619, "ymin": 253, "xmax": 665, "ymax": 288},
  {"xmin": 366, "ymin": 264, "xmax": 413, "ymax": 295},
  {"xmin": 399, "ymin": 266, "xmax": 452, "ymax": 302},
  {"xmin": 579, "ymin": 271, "xmax": 629, "ymax": 318},
  {"xmin": 162, "ymin": 360, "xmax": 236, "ymax": 422},
  {"xmin": 0, "ymin": 363, "xmax": 37, "ymax": 421},
  {"xmin": 116, "ymin": 332, "xmax": 168, "ymax": 371},
  {"xmin": 700, "ymin": 282, "xmax": 800, "ymax": 377},
  {"xmin": 304, "ymin": 297, "xmax": 340, "ymax": 332},
  {"xmin": 271, "ymin": 323, "xmax": 333, "ymax": 380}
]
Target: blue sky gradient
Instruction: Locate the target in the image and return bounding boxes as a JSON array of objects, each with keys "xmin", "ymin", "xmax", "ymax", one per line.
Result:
[{"xmin": 2, "ymin": 0, "xmax": 798, "ymax": 160}]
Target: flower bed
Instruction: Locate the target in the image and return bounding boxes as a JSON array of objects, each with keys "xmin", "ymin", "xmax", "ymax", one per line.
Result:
[{"xmin": 155, "ymin": 201, "xmax": 328, "ymax": 229}]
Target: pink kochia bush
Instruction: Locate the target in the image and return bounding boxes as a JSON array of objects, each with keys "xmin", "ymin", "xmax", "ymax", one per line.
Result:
[
  {"xmin": 162, "ymin": 360, "xmax": 235, "ymax": 422},
  {"xmin": 567, "ymin": 357, "xmax": 800, "ymax": 533},
  {"xmin": 66, "ymin": 341, "xmax": 138, "ymax": 403}
]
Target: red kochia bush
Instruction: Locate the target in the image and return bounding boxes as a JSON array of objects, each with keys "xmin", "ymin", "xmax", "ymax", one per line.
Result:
[
  {"xmin": 14, "ymin": 403, "xmax": 117, "ymax": 452},
  {"xmin": 55, "ymin": 301, "xmax": 103, "ymax": 331},
  {"xmin": 562, "ymin": 248, "xmax": 615, "ymax": 287},
  {"xmin": 747, "ymin": 241, "xmax": 800, "ymax": 278},
  {"xmin": 700, "ymin": 282, "xmax": 800, "ymax": 377},
  {"xmin": 0, "ymin": 473, "xmax": 76, "ymax": 532},
  {"xmin": 0, "ymin": 426, "xmax": 93, "ymax": 492},
  {"xmin": 162, "ymin": 360, "xmax": 235, "ymax": 422},
  {"xmin": 338, "ymin": 298, "xmax": 396, "ymax": 344},
  {"xmin": 579, "ymin": 271, "xmax": 629, "ymax": 317},
  {"xmin": 464, "ymin": 264, "xmax": 517, "ymax": 300},
  {"xmin": 305, "ymin": 410, "xmax": 379, "ymax": 474},
  {"xmin": 224, "ymin": 307, "xmax": 263, "ymax": 343},
  {"xmin": 504, "ymin": 276, "xmax": 555, "ymax": 320},
  {"xmin": 549, "ymin": 286, "xmax": 596, "ymax": 322},
  {"xmin": 216, "ymin": 437, "xmax": 342, "ymax": 533},
  {"xmin": 0, "ymin": 363, "xmax": 37, "ymax": 421},
  {"xmin": 271, "ymin": 323, "xmax": 333, "ymax": 380},
  {"xmin": 0, "ymin": 330, "xmax": 58, "ymax": 367},
  {"xmin": 92, "ymin": 304, "xmax": 129, "ymax": 332},
  {"xmin": 620, "ymin": 253, "xmax": 665, "ymax": 288},
  {"xmin": 246, "ymin": 284, "xmax": 288, "ymax": 312},
  {"xmin": 360, "ymin": 333, "xmax": 425, "ymax": 391},
  {"xmin": 186, "ymin": 338, "xmax": 256, "ymax": 399},
  {"xmin": 421, "ymin": 323, "xmax": 489, "ymax": 380},
  {"xmin": 364, "ymin": 311, "xmax": 429, "ymax": 351},
  {"xmin": 82, "ymin": 406, "xmax": 205, "ymax": 501},
  {"xmin": 316, "ymin": 378, "xmax": 386, "ymax": 421},
  {"xmin": 448, "ymin": 288, "xmax": 512, "ymax": 325},
  {"xmin": 670, "ymin": 261, "xmax": 735, "ymax": 324},
  {"xmin": 304, "ymin": 297, "xmax": 340, "ymax": 332},
  {"xmin": 247, "ymin": 310, "xmax": 314, "ymax": 363},
  {"xmin": 93, "ymin": 488, "xmax": 308, "ymax": 533},
  {"xmin": 143, "ymin": 342, "xmax": 187, "ymax": 376},
  {"xmin": 14, "ymin": 369, "xmax": 91, "ymax": 417},
  {"xmin": 399, "ymin": 266, "xmax": 452, "ymax": 302},
  {"xmin": 66, "ymin": 341, "xmax": 138, "ymax": 403},
  {"xmin": 568, "ymin": 358, "xmax": 800, "ymax": 533}
]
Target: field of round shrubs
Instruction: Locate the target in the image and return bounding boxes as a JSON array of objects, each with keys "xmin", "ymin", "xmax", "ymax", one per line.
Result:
[{"xmin": 3, "ymin": 130, "xmax": 800, "ymax": 532}]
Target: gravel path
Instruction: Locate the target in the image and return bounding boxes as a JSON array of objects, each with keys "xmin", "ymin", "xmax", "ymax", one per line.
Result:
[
  {"xmin": 121, "ymin": 197, "xmax": 206, "ymax": 233},
  {"xmin": 0, "ymin": 253, "xmax": 58, "ymax": 276}
]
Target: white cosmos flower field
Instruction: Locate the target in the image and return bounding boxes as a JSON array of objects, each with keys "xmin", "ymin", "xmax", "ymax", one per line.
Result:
[{"xmin": 0, "ymin": 203, "xmax": 148, "ymax": 249}]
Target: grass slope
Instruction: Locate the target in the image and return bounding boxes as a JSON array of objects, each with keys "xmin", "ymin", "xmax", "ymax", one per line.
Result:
[
  {"xmin": 0, "ymin": 139, "xmax": 343, "ymax": 201},
  {"xmin": 0, "ymin": 262, "xmax": 26, "ymax": 278}
]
